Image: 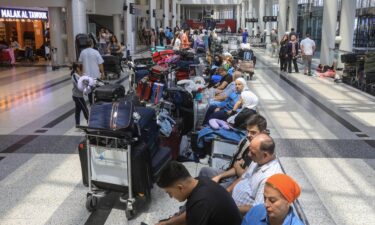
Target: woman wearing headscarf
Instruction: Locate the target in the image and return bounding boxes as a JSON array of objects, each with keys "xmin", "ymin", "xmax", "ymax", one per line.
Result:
[
  {"xmin": 241, "ymin": 173, "xmax": 304, "ymax": 225},
  {"xmin": 202, "ymin": 77, "xmax": 248, "ymax": 125},
  {"xmin": 226, "ymin": 90, "xmax": 259, "ymax": 126}
]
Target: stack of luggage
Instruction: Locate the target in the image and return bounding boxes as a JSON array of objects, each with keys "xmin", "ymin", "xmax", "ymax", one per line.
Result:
[{"xmin": 78, "ymin": 83, "xmax": 171, "ymax": 219}]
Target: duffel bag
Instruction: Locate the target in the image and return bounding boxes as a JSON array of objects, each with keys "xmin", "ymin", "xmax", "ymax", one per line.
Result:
[
  {"xmin": 238, "ymin": 60, "xmax": 254, "ymax": 73},
  {"xmin": 94, "ymin": 84, "xmax": 125, "ymax": 102},
  {"xmin": 176, "ymin": 70, "xmax": 189, "ymax": 81},
  {"xmin": 89, "ymin": 100, "xmax": 134, "ymax": 130}
]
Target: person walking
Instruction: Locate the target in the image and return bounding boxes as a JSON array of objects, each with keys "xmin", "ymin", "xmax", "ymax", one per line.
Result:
[
  {"xmin": 279, "ymin": 34, "xmax": 289, "ymax": 72},
  {"xmin": 71, "ymin": 62, "xmax": 89, "ymax": 127},
  {"xmin": 78, "ymin": 39, "xmax": 104, "ymax": 104},
  {"xmin": 287, "ymin": 34, "xmax": 299, "ymax": 73},
  {"xmin": 300, "ymin": 33, "xmax": 316, "ymax": 76},
  {"xmin": 242, "ymin": 28, "xmax": 249, "ymax": 44}
]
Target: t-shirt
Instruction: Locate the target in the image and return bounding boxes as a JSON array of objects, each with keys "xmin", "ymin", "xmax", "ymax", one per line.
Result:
[
  {"xmin": 79, "ymin": 48, "xmax": 104, "ymax": 79},
  {"xmin": 300, "ymin": 37, "xmax": 315, "ymax": 55},
  {"xmin": 186, "ymin": 177, "xmax": 242, "ymax": 225}
]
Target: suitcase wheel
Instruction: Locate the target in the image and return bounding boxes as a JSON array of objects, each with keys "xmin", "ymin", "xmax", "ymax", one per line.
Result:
[
  {"xmin": 86, "ymin": 193, "xmax": 98, "ymax": 212},
  {"xmin": 125, "ymin": 208, "xmax": 136, "ymax": 220}
]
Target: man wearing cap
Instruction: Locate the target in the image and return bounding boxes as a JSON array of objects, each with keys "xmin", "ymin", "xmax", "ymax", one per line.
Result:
[{"xmin": 241, "ymin": 173, "xmax": 304, "ymax": 225}]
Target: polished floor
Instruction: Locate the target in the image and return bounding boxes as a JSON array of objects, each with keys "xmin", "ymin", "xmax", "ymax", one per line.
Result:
[{"xmin": 0, "ymin": 48, "xmax": 374, "ymax": 225}]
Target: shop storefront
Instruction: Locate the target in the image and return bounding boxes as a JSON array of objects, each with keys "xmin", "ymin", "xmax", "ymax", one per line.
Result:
[{"xmin": 0, "ymin": 7, "xmax": 49, "ymax": 59}]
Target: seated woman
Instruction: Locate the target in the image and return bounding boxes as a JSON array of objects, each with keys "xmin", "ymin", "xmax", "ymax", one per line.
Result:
[
  {"xmin": 215, "ymin": 67, "xmax": 233, "ymax": 91},
  {"xmin": 227, "ymin": 90, "xmax": 259, "ymax": 125},
  {"xmin": 241, "ymin": 173, "xmax": 304, "ymax": 225},
  {"xmin": 203, "ymin": 77, "xmax": 248, "ymax": 125}
]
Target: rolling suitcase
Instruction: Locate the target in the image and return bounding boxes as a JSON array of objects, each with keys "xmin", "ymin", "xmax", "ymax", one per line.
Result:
[
  {"xmin": 150, "ymin": 82, "xmax": 165, "ymax": 105},
  {"xmin": 102, "ymin": 55, "xmax": 121, "ymax": 79},
  {"xmin": 94, "ymin": 84, "xmax": 125, "ymax": 102},
  {"xmin": 136, "ymin": 80, "xmax": 153, "ymax": 101},
  {"xmin": 88, "ymin": 100, "xmax": 134, "ymax": 131},
  {"xmin": 159, "ymin": 124, "xmax": 181, "ymax": 160}
]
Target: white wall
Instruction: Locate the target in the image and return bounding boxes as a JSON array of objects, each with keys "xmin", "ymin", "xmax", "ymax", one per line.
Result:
[
  {"xmin": 93, "ymin": 0, "xmax": 124, "ymax": 15},
  {"xmin": 179, "ymin": 0, "xmax": 241, "ymax": 4},
  {"xmin": 0, "ymin": 0, "xmax": 67, "ymax": 7}
]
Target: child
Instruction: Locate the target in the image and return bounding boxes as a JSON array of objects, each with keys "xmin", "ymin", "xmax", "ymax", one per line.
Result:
[{"xmin": 71, "ymin": 62, "xmax": 89, "ymax": 127}]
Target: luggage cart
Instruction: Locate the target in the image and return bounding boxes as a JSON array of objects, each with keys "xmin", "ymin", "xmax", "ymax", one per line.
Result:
[{"xmin": 81, "ymin": 128, "xmax": 148, "ymax": 219}]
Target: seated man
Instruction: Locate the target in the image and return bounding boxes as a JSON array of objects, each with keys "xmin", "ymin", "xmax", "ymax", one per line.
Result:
[
  {"xmin": 241, "ymin": 173, "xmax": 304, "ymax": 225},
  {"xmin": 211, "ymin": 71, "xmax": 242, "ymax": 104},
  {"xmin": 202, "ymin": 77, "xmax": 248, "ymax": 125},
  {"xmin": 156, "ymin": 134, "xmax": 282, "ymax": 225},
  {"xmin": 199, "ymin": 114, "xmax": 268, "ymax": 187},
  {"xmin": 156, "ymin": 161, "xmax": 242, "ymax": 225}
]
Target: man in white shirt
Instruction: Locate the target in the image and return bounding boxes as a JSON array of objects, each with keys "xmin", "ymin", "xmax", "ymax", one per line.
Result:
[
  {"xmin": 300, "ymin": 33, "xmax": 316, "ymax": 76},
  {"xmin": 78, "ymin": 39, "xmax": 104, "ymax": 104},
  {"xmin": 228, "ymin": 133, "xmax": 282, "ymax": 214}
]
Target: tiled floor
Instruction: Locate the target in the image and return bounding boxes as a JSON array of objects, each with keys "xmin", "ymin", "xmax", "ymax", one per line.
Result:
[{"xmin": 0, "ymin": 48, "xmax": 374, "ymax": 225}]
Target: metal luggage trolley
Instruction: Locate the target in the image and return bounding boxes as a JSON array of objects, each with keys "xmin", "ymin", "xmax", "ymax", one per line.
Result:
[{"xmin": 82, "ymin": 128, "xmax": 141, "ymax": 219}]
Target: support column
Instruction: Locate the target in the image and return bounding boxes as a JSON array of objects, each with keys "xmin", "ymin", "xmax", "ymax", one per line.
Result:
[
  {"xmin": 177, "ymin": 3, "xmax": 181, "ymax": 27},
  {"xmin": 113, "ymin": 14, "xmax": 121, "ymax": 40},
  {"xmin": 241, "ymin": 1, "xmax": 246, "ymax": 29},
  {"xmin": 265, "ymin": 0, "xmax": 272, "ymax": 44},
  {"xmin": 67, "ymin": 0, "xmax": 87, "ymax": 62},
  {"xmin": 172, "ymin": 0, "xmax": 177, "ymax": 28},
  {"xmin": 150, "ymin": 0, "xmax": 156, "ymax": 29},
  {"xmin": 164, "ymin": 0, "xmax": 169, "ymax": 28},
  {"xmin": 320, "ymin": 0, "xmax": 338, "ymax": 65},
  {"xmin": 338, "ymin": 0, "xmax": 356, "ymax": 68},
  {"xmin": 236, "ymin": 4, "xmax": 241, "ymax": 31},
  {"xmin": 49, "ymin": 7, "xmax": 65, "ymax": 65},
  {"xmin": 125, "ymin": 0, "xmax": 136, "ymax": 54},
  {"xmin": 278, "ymin": 0, "xmax": 287, "ymax": 41},
  {"xmin": 288, "ymin": 0, "xmax": 298, "ymax": 32},
  {"xmin": 258, "ymin": 0, "xmax": 265, "ymax": 34},
  {"xmin": 247, "ymin": 0, "xmax": 253, "ymax": 34}
]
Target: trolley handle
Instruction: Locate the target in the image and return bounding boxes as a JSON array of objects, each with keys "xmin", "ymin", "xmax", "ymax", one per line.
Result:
[{"xmin": 77, "ymin": 125, "xmax": 137, "ymax": 142}]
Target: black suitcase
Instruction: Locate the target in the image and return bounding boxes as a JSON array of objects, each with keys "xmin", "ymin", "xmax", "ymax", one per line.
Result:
[
  {"xmin": 103, "ymin": 55, "xmax": 121, "ymax": 79},
  {"xmin": 78, "ymin": 140, "xmax": 88, "ymax": 187},
  {"xmin": 94, "ymin": 84, "xmax": 125, "ymax": 102}
]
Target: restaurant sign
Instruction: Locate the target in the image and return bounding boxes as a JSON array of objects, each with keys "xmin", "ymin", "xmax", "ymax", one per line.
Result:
[{"xmin": 0, "ymin": 8, "xmax": 48, "ymax": 21}]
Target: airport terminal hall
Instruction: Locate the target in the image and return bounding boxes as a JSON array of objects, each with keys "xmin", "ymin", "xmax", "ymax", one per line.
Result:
[{"xmin": 0, "ymin": 0, "xmax": 375, "ymax": 224}]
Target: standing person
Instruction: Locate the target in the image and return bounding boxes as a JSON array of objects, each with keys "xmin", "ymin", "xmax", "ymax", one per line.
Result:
[
  {"xmin": 151, "ymin": 28, "xmax": 156, "ymax": 48},
  {"xmin": 181, "ymin": 29, "xmax": 190, "ymax": 49},
  {"xmin": 270, "ymin": 29, "xmax": 278, "ymax": 57},
  {"xmin": 107, "ymin": 35, "xmax": 121, "ymax": 56},
  {"xmin": 300, "ymin": 33, "xmax": 316, "ymax": 76},
  {"xmin": 287, "ymin": 34, "xmax": 299, "ymax": 73},
  {"xmin": 242, "ymin": 28, "xmax": 249, "ymax": 44},
  {"xmin": 279, "ymin": 34, "xmax": 289, "ymax": 72},
  {"xmin": 71, "ymin": 62, "xmax": 89, "ymax": 127},
  {"xmin": 159, "ymin": 28, "xmax": 165, "ymax": 46},
  {"xmin": 104, "ymin": 29, "xmax": 112, "ymax": 49},
  {"xmin": 172, "ymin": 32, "xmax": 181, "ymax": 50},
  {"xmin": 98, "ymin": 28, "xmax": 107, "ymax": 55},
  {"xmin": 78, "ymin": 39, "xmax": 105, "ymax": 104},
  {"xmin": 241, "ymin": 173, "xmax": 303, "ymax": 225},
  {"xmin": 156, "ymin": 161, "xmax": 242, "ymax": 225}
]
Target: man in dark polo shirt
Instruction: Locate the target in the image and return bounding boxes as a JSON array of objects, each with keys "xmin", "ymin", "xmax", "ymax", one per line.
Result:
[{"xmin": 156, "ymin": 161, "xmax": 242, "ymax": 225}]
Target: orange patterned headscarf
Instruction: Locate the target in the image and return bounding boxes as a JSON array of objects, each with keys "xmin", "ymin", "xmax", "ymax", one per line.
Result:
[{"xmin": 266, "ymin": 173, "xmax": 301, "ymax": 203}]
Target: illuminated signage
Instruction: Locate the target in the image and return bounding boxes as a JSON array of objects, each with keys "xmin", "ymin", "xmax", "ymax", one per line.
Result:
[{"xmin": 0, "ymin": 8, "xmax": 48, "ymax": 21}]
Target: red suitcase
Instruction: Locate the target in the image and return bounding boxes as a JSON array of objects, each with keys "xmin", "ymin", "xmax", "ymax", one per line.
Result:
[
  {"xmin": 159, "ymin": 124, "xmax": 181, "ymax": 160},
  {"xmin": 176, "ymin": 70, "xmax": 189, "ymax": 81},
  {"xmin": 136, "ymin": 80, "xmax": 153, "ymax": 101}
]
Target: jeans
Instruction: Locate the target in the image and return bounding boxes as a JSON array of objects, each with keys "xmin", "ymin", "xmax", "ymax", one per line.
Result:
[
  {"xmin": 288, "ymin": 56, "xmax": 299, "ymax": 73},
  {"xmin": 72, "ymin": 96, "xmax": 89, "ymax": 125}
]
